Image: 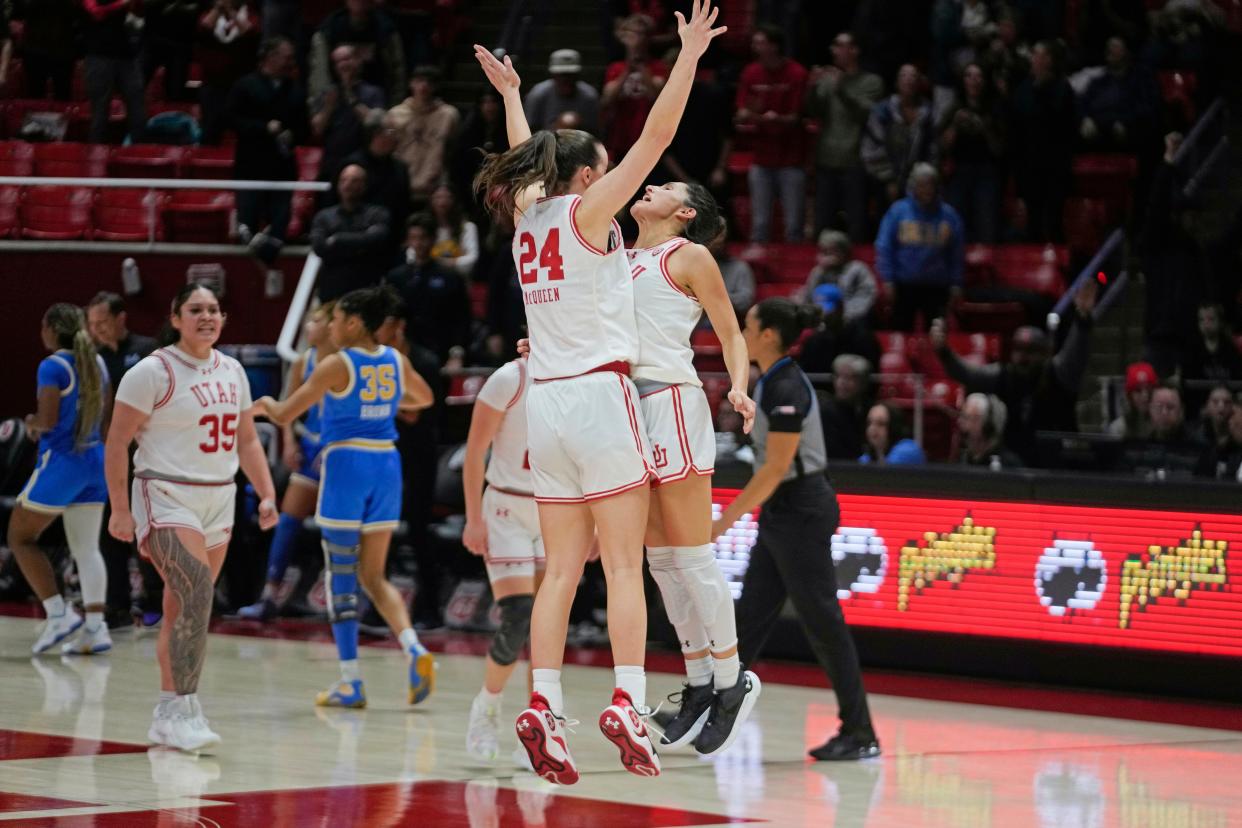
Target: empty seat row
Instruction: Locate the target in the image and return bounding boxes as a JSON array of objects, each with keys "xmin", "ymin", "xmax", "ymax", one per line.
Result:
[
  {"xmin": 0, "ymin": 140, "xmax": 323, "ymax": 182},
  {"xmin": 0, "ymin": 185, "xmax": 234, "ymax": 242}
]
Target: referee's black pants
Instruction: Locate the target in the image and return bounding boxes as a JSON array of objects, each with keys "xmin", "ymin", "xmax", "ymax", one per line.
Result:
[{"xmin": 736, "ymin": 474, "xmax": 876, "ymax": 740}]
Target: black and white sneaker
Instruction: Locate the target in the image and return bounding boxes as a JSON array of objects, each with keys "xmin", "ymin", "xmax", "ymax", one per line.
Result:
[
  {"xmin": 808, "ymin": 731, "xmax": 881, "ymax": 761},
  {"xmin": 693, "ymin": 670, "xmax": 762, "ymax": 756},
  {"xmin": 655, "ymin": 682, "xmax": 715, "ymax": 751}
]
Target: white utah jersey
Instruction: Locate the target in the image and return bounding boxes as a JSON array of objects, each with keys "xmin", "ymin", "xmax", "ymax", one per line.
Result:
[
  {"xmin": 115, "ymin": 346, "xmax": 253, "ymax": 484},
  {"xmin": 513, "ymin": 195, "xmax": 638, "ymax": 381},
  {"xmin": 630, "ymin": 237, "xmax": 703, "ymax": 387},
  {"xmin": 475, "ymin": 359, "xmax": 532, "ymax": 493}
]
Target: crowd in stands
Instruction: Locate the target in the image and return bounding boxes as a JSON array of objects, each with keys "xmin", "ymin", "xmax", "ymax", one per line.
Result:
[{"xmin": 0, "ymin": 0, "xmax": 1240, "ymax": 486}]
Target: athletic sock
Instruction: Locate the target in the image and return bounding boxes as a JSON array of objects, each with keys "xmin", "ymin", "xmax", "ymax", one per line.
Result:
[
  {"xmin": 159, "ymin": 690, "xmax": 176, "ymax": 704},
  {"xmin": 532, "ymin": 668, "xmax": 563, "ymax": 717},
  {"xmin": 84, "ymin": 611, "xmax": 104, "ymax": 631},
  {"xmin": 478, "ymin": 688, "xmax": 502, "ymax": 707},
  {"xmin": 43, "ymin": 595, "xmax": 66, "ymax": 618},
  {"xmin": 398, "ymin": 627, "xmax": 421, "ymax": 651},
  {"xmin": 340, "ymin": 659, "xmax": 361, "ymax": 683},
  {"xmin": 614, "ymin": 665, "xmax": 646, "ymax": 710},
  {"xmin": 713, "ymin": 653, "xmax": 741, "ymax": 691},
  {"xmin": 685, "ymin": 655, "xmax": 713, "ymax": 688}
]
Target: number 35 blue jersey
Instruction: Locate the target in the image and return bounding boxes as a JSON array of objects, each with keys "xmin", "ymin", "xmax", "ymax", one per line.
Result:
[{"xmin": 320, "ymin": 346, "xmax": 403, "ymax": 445}]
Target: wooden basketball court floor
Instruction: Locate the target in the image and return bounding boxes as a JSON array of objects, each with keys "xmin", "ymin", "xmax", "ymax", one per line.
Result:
[{"xmin": 2, "ymin": 612, "xmax": 1242, "ymax": 827}]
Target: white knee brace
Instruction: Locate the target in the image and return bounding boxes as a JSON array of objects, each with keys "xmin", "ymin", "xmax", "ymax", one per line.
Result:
[
  {"xmin": 63, "ymin": 505, "xmax": 106, "ymax": 606},
  {"xmin": 648, "ymin": 546, "xmax": 710, "ymax": 653},
  {"xmin": 673, "ymin": 544, "xmax": 738, "ymax": 653}
]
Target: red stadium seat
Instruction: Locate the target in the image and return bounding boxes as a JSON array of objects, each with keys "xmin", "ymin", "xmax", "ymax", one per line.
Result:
[
  {"xmin": 0, "ymin": 186, "xmax": 20, "ymax": 238},
  {"xmin": 964, "ymin": 244, "xmax": 995, "ymax": 290},
  {"xmin": 162, "ymin": 190, "xmax": 234, "ymax": 243},
  {"xmin": 20, "ymin": 187, "xmax": 93, "ymax": 239},
  {"xmin": 888, "ymin": 399, "xmax": 958, "ymax": 462},
  {"xmin": 691, "ymin": 327, "xmax": 723, "ymax": 357},
  {"xmin": 1158, "ymin": 71, "xmax": 1197, "ymax": 125},
  {"xmin": 183, "ymin": 146, "xmax": 235, "ymax": 180},
  {"xmin": 992, "ymin": 245, "xmax": 1066, "ymax": 297},
  {"xmin": 109, "ymin": 144, "xmax": 186, "ymax": 179},
  {"xmin": 95, "ymin": 188, "xmax": 165, "ymax": 241},
  {"xmin": 469, "ymin": 282, "xmax": 488, "ymax": 321},
  {"xmin": 755, "ymin": 283, "xmax": 796, "ymax": 302},
  {"xmin": 1062, "ymin": 197, "xmax": 1111, "ymax": 256},
  {"xmin": 2, "ymin": 100, "xmax": 88, "ymax": 142},
  {"xmin": 1, "ymin": 59, "xmax": 22, "ymax": 100},
  {"xmin": 33, "ymin": 142, "xmax": 108, "ymax": 178},
  {"xmin": 1072, "ymin": 154, "xmax": 1137, "ymax": 217},
  {"xmin": 286, "ymin": 191, "xmax": 317, "ymax": 241},
  {"xmin": 0, "ymin": 140, "xmax": 34, "ymax": 176},
  {"xmin": 955, "ymin": 301, "xmax": 1026, "ymax": 338}
]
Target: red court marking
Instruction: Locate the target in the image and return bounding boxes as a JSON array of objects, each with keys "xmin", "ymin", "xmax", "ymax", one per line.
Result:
[
  {"xmin": 19, "ymin": 780, "xmax": 760, "ymax": 827},
  {"xmin": 0, "ymin": 792, "xmax": 98, "ymax": 814},
  {"xmin": 0, "ymin": 729, "xmax": 149, "ymax": 761}
]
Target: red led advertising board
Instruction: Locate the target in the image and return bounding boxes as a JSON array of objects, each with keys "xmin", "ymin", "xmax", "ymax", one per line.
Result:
[{"xmin": 711, "ymin": 489, "xmax": 1242, "ymax": 658}]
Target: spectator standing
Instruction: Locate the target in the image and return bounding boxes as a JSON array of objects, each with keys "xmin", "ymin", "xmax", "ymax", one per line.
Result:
[
  {"xmin": 11, "ymin": 0, "xmax": 77, "ymax": 100},
  {"xmin": 340, "ymin": 118, "xmax": 412, "ymax": 252},
  {"xmin": 660, "ymin": 67, "xmax": 732, "ymax": 211},
  {"xmin": 309, "ymin": 0, "xmax": 406, "ymax": 107},
  {"xmin": 82, "ymin": 0, "xmax": 148, "ymax": 143},
  {"xmin": 451, "ymin": 90, "xmax": 510, "ymax": 220},
  {"xmin": 875, "ymin": 164, "xmax": 964, "ymax": 331},
  {"xmin": 939, "ymin": 63, "xmax": 1006, "ymax": 244},
  {"xmin": 311, "ymin": 164, "xmax": 392, "ymax": 301},
  {"xmin": 735, "ymin": 25, "xmax": 809, "ymax": 242},
  {"xmin": 799, "ymin": 229, "xmax": 877, "ymax": 331},
  {"xmin": 931, "ymin": 281, "xmax": 1098, "ymax": 465},
  {"xmin": 196, "ymin": 0, "xmax": 259, "ymax": 145},
  {"xmin": 859, "ymin": 401, "xmax": 926, "ymax": 464},
  {"xmin": 930, "ymin": 0, "xmax": 995, "ymax": 88},
  {"xmin": 311, "ymin": 44, "xmax": 386, "ymax": 184},
  {"xmin": 1107, "ymin": 361, "xmax": 1157, "ymax": 439},
  {"xmin": 601, "ymin": 14, "xmax": 669, "ymax": 162},
  {"xmin": 1008, "ymin": 40, "xmax": 1076, "ymax": 243},
  {"xmin": 819, "ymin": 353, "xmax": 871, "ymax": 460},
  {"xmin": 807, "ymin": 32, "xmax": 884, "ymax": 242},
  {"xmin": 861, "ymin": 63, "xmax": 937, "ymax": 207},
  {"xmin": 143, "ymin": 0, "xmax": 201, "ymax": 101},
  {"xmin": 389, "ymin": 66, "xmax": 461, "ymax": 205},
  {"xmin": 1078, "ymin": 36, "xmax": 1155, "ymax": 153},
  {"xmin": 956, "ymin": 393, "xmax": 1023, "ymax": 468},
  {"xmin": 522, "ymin": 49, "xmax": 601, "ymax": 134},
  {"xmin": 385, "ymin": 214, "xmax": 472, "ymax": 363},
  {"xmin": 85, "ymin": 292, "xmax": 162, "ymax": 631},
  {"xmin": 1180, "ymin": 303, "xmax": 1242, "ymax": 413},
  {"xmin": 428, "ymin": 185, "xmax": 479, "ymax": 278},
  {"xmin": 709, "ymin": 224, "xmax": 755, "ymax": 316},
  {"xmin": 226, "ymin": 36, "xmax": 306, "ymax": 260}
]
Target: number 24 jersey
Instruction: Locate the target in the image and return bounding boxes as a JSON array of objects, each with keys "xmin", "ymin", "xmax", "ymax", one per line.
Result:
[{"xmin": 115, "ymin": 345, "xmax": 254, "ymax": 484}]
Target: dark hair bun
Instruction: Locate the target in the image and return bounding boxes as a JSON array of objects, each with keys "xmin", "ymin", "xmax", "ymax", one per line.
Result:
[{"xmin": 797, "ymin": 304, "xmax": 824, "ymax": 330}]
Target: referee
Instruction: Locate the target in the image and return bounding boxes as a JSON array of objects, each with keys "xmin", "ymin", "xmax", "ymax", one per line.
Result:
[{"xmin": 712, "ymin": 297, "xmax": 880, "ymax": 761}]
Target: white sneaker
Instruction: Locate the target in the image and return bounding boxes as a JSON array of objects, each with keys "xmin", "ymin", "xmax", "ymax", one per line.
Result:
[
  {"xmin": 148, "ymin": 700, "xmax": 173, "ymax": 746},
  {"xmin": 162, "ymin": 697, "xmax": 221, "ymax": 753},
  {"xmin": 61, "ymin": 624, "xmax": 112, "ymax": 655},
  {"xmin": 466, "ymin": 693, "xmax": 501, "ymax": 762},
  {"xmin": 32, "ymin": 608, "xmax": 83, "ymax": 654}
]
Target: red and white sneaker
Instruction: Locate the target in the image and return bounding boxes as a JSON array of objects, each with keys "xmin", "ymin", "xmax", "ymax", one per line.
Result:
[
  {"xmin": 515, "ymin": 693, "xmax": 579, "ymax": 785},
  {"xmin": 599, "ymin": 689, "xmax": 661, "ymax": 777}
]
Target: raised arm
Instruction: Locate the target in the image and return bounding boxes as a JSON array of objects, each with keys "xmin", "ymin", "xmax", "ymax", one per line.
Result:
[
  {"xmin": 474, "ymin": 46, "xmax": 531, "ymax": 148},
  {"xmin": 574, "ymin": 0, "xmax": 726, "ymax": 242},
  {"xmin": 674, "ymin": 244, "xmax": 756, "ymax": 433}
]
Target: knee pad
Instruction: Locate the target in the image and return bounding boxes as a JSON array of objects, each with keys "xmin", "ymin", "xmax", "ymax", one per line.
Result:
[
  {"xmin": 488, "ymin": 594, "xmax": 533, "ymax": 666},
  {"xmin": 322, "ymin": 542, "xmax": 359, "ymax": 623},
  {"xmin": 648, "ymin": 546, "xmax": 710, "ymax": 653},
  {"xmin": 676, "ymin": 545, "xmax": 737, "ymax": 652}
]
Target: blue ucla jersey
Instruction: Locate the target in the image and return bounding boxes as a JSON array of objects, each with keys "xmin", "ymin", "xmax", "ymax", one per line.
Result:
[
  {"xmin": 36, "ymin": 350, "xmax": 107, "ymax": 454},
  {"xmin": 301, "ymin": 347, "xmax": 323, "ymax": 441},
  {"xmin": 320, "ymin": 346, "xmax": 403, "ymax": 445}
]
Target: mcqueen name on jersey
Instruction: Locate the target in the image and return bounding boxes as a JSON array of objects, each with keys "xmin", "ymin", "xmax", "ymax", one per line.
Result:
[{"xmin": 524, "ymin": 286, "xmax": 562, "ymax": 305}]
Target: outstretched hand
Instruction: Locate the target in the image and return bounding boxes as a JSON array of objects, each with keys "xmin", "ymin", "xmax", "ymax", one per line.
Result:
[
  {"xmin": 474, "ymin": 45, "xmax": 521, "ymax": 95},
  {"xmin": 675, "ymin": 0, "xmax": 728, "ymax": 60}
]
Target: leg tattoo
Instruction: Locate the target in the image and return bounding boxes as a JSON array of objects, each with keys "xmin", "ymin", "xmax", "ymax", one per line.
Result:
[{"xmin": 147, "ymin": 529, "xmax": 213, "ymax": 695}]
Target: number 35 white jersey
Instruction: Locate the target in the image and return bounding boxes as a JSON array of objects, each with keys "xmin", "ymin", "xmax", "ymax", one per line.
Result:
[
  {"xmin": 115, "ymin": 345, "xmax": 254, "ymax": 484},
  {"xmin": 513, "ymin": 194, "xmax": 639, "ymax": 381}
]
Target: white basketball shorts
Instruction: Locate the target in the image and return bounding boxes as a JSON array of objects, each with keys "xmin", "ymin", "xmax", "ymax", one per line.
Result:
[
  {"xmin": 638, "ymin": 383, "xmax": 716, "ymax": 485},
  {"xmin": 526, "ymin": 371, "xmax": 654, "ymax": 503},
  {"xmin": 483, "ymin": 487, "xmax": 545, "ymax": 581},
  {"xmin": 133, "ymin": 477, "xmax": 237, "ymax": 551}
]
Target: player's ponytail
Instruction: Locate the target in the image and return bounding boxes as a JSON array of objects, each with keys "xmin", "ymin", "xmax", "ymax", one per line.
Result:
[
  {"xmin": 44, "ymin": 303, "xmax": 104, "ymax": 450},
  {"xmin": 679, "ymin": 182, "xmax": 726, "ymax": 245},
  {"xmin": 474, "ymin": 129, "xmax": 601, "ymax": 223},
  {"xmin": 755, "ymin": 297, "xmax": 823, "ymax": 352}
]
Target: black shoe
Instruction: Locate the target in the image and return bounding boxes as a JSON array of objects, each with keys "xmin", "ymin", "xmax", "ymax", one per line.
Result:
[
  {"xmin": 808, "ymin": 731, "xmax": 881, "ymax": 761},
  {"xmin": 693, "ymin": 670, "xmax": 762, "ymax": 756},
  {"xmin": 656, "ymin": 682, "xmax": 715, "ymax": 751},
  {"xmin": 105, "ymin": 609, "xmax": 134, "ymax": 630}
]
